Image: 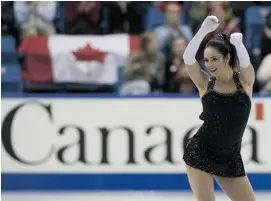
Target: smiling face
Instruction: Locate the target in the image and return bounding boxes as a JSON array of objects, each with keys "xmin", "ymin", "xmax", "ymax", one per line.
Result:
[{"xmin": 204, "ymin": 46, "xmax": 231, "ymax": 76}]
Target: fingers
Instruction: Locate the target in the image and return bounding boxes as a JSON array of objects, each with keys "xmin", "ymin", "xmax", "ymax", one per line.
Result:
[
  {"xmin": 201, "ymin": 15, "xmax": 220, "ymax": 34},
  {"xmin": 230, "ymin": 33, "xmax": 243, "ymax": 38},
  {"xmin": 230, "ymin": 33, "xmax": 243, "ymax": 45},
  {"xmin": 208, "ymin": 15, "xmax": 219, "ymax": 23},
  {"xmin": 230, "ymin": 33, "xmax": 243, "ymax": 41}
]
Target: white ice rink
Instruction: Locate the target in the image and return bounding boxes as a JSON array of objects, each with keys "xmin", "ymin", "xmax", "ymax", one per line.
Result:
[{"xmin": 2, "ymin": 192, "xmax": 271, "ymax": 201}]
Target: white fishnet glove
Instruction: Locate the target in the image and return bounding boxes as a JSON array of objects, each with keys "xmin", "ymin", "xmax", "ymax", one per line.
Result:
[{"xmin": 230, "ymin": 33, "xmax": 250, "ymax": 68}]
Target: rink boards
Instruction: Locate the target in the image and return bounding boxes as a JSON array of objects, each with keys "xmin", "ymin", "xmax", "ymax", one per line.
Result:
[{"xmin": 1, "ymin": 95, "xmax": 271, "ymax": 191}]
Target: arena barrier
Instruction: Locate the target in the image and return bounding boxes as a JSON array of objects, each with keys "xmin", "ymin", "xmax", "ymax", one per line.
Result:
[{"xmin": 2, "ymin": 94, "xmax": 271, "ymax": 191}]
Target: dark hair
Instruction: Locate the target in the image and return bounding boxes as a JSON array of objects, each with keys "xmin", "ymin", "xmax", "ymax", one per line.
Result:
[{"xmin": 205, "ymin": 33, "xmax": 239, "ymax": 70}]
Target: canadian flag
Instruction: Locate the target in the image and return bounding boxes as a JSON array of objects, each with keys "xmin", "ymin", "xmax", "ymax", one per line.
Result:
[{"xmin": 18, "ymin": 34, "xmax": 139, "ymax": 84}]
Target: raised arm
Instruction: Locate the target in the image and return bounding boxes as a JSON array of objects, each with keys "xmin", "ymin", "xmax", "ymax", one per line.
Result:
[
  {"xmin": 183, "ymin": 16, "xmax": 220, "ymax": 93},
  {"xmin": 230, "ymin": 33, "xmax": 255, "ymax": 90}
]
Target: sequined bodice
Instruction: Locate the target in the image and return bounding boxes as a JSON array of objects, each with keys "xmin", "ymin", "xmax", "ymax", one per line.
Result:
[{"xmin": 198, "ymin": 72, "xmax": 251, "ymax": 148}]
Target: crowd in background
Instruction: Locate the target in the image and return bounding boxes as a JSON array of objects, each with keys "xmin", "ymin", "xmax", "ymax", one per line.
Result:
[{"xmin": 2, "ymin": 1, "xmax": 271, "ymax": 94}]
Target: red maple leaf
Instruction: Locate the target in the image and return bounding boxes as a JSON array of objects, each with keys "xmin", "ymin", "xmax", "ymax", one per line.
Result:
[{"xmin": 72, "ymin": 44, "xmax": 106, "ymax": 62}]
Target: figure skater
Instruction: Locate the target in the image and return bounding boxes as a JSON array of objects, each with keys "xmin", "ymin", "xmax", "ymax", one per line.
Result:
[{"xmin": 182, "ymin": 15, "xmax": 256, "ymax": 201}]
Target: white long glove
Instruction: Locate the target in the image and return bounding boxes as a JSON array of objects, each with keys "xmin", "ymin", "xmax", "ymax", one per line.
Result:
[
  {"xmin": 230, "ymin": 33, "xmax": 251, "ymax": 68},
  {"xmin": 183, "ymin": 15, "xmax": 220, "ymax": 65}
]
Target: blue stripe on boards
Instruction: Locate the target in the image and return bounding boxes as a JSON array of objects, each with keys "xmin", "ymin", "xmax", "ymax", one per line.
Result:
[{"xmin": 2, "ymin": 173, "xmax": 271, "ymax": 191}]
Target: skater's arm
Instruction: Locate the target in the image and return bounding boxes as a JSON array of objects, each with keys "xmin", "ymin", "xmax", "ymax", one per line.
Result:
[
  {"xmin": 230, "ymin": 33, "xmax": 255, "ymax": 97},
  {"xmin": 230, "ymin": 33, "xmax": 255, "ymax": 87},
  {"xmin": 183, "ymin": 16, "xmax": 220, "ymax": 92}
]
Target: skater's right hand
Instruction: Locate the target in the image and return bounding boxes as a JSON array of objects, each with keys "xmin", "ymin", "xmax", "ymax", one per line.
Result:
[{"xmin": 199, "ymin": 15, "xmax": 220, "ymax": 35}]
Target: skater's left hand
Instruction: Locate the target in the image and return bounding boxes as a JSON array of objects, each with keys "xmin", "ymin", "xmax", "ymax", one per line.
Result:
[{"xmin": 230, "ymin": 33, "xmax": 243, "ymax": 47}]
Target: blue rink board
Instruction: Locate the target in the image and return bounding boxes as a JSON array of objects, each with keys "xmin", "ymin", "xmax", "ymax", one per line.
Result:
[{"xmin": 2, "ymin": 173, "xmax": 271, "ymax": 191}]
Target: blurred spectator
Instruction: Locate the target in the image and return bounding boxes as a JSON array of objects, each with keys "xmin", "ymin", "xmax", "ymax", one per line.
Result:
[
  {"xmin": 208, "ymin": 2, "xmax": 240, "ymax": 36},
  {"xmin": 154, "ymin": 2, "xmax": 193, "ymax": 52},
  {"xmin": 188, "ymin": 2, "xmax": 208, "ymax": 34},
  {"xmin": 103, "ymin": 2, "xmax": 125, "ymax": 33},
  {"xmin": 256, "ymin": 1, "xmax": 271, "ymax": 6},
  {"xmin": 121, "ymin": 32, "xmax": 165, "ymax": 94},
  {"xmin": 256, "ymin": 54, "xmax": 271, "ymax": 94},
  {"xmin": 230, "ymin": 2, "xmax": 256, "ymax": 33},
  {"xmin": 14, "ymin": 1, "xmax": 57, "ymax": 40},
  {"xmin": 126, "ymin": 2, "xmax": 149, "ymax": 34},
  {"xmin": 251, "ymin": 12, "xmax": 271, "ymax": 69},
  {"xmin": 260, "ymin": 13, "xmax": 271, "ymax": 60},
  {"xmin": 2, "ymin": 1, "xmax": 16, "ymax": 36},
  {"xmin": 65, "ymin": 1, "xmax": 101, "ymax": 34},
  {"xmin": 164, "ymin": 37, "xmax": 197, "ymax": 93},
  {"xmin": 104, "ymin": 2, "xmax": 148, "ymax": 34}
]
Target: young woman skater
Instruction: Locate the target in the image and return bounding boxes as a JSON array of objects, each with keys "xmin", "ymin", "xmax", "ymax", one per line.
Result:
[{"xmin": 182, "ymin": 15, "xmax": 256, "ymax": 201}]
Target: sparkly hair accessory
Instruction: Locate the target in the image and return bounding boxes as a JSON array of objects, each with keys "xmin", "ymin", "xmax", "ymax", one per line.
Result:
[
  {"xmin": 216, "ymin": 34, "xmax": 231, "ymax": 53},
  {"xmin": 216, "ymin": 34, "xmax": 225, "ymax": 41}
]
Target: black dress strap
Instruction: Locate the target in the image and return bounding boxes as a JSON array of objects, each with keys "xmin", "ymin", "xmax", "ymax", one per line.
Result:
[
  {"xmin": 233, "ymin": 71, "xmax": 243, "ymax": 90},
  {"xmin": 207, "ymin": 76, "xmax": 216, "ymax": 91}
]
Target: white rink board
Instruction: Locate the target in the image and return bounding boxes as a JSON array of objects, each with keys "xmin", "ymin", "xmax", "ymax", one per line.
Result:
[{"xmin": 2, "ymin": 98, "xmax": 271, "ymax": 173}]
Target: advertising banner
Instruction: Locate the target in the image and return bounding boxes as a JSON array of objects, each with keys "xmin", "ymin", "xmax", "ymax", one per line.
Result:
[{"xmin": 2, "ymin": 97, "xmax": 271, "ymax": 191}]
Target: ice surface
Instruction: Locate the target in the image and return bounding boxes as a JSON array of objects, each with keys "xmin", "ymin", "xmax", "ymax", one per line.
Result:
[{"xmin": 2, "ymin": 192, "xmax": 271, "ymax": 201}]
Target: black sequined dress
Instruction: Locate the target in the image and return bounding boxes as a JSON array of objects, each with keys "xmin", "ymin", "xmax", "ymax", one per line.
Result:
[{"xmin": 183, "ymin": 71, "xmax": 251, "ymax": 177}]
